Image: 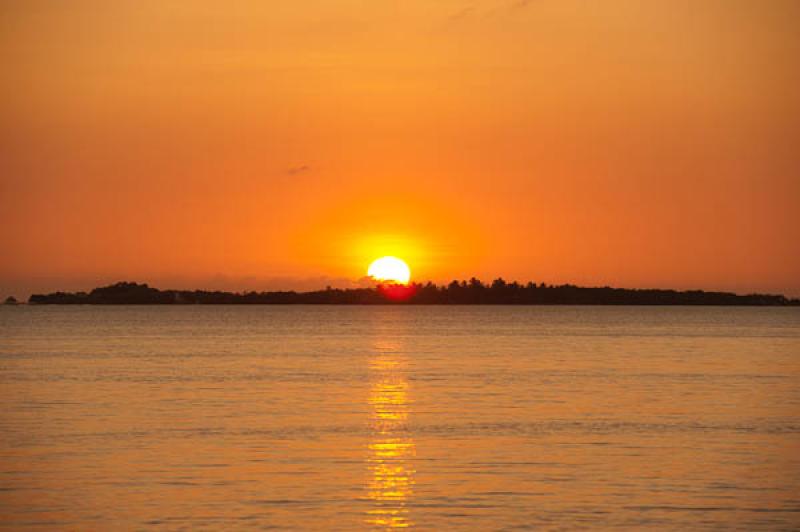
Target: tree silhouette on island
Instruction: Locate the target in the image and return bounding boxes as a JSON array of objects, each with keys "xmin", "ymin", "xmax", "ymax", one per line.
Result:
[{"xmin": 25, "ymin": 280, "xmax": 799, "ymax": 306}]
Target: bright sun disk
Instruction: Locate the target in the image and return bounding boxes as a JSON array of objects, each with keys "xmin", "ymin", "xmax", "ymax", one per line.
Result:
[{"xmin": 368, "ymin": 256, "xmax": 411, "ymax": 284}]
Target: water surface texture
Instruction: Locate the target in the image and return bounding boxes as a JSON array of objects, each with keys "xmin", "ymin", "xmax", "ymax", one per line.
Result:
[{"xmin": 1, "ymin": 306, "xmax": 799, "ymax": 530}]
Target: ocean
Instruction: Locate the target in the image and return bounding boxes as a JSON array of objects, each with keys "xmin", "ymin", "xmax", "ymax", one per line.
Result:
[{"xmin": 1, "ymin": 306, "xmax": 799, "ymax": 530}]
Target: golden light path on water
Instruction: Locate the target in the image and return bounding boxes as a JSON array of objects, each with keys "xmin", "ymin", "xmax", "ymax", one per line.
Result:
[{"xmin": 366, "ymin": 339, "xmax": 416, "ymax": 528}]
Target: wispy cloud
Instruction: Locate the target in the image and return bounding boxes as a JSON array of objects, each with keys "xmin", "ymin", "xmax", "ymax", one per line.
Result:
[
  {"xmin": 509, "ymin": 0, "xmax": 537, "ymax": 10},
  {"xmin": 446, "ymin": 0, "xmax": 539, "ymax": 23},
  {"xmin": 287, "ymin": 165, "xmax": 311, "ymax": 176},
  {"xmin": 448, "ymin": 6, "xmax": 475, "ymax": 21}
]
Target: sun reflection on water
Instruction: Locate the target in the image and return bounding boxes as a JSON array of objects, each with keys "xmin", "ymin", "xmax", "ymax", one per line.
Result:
[{"xmin": 367, "ymin": 341, "xmax": 415, "ymax": 529}]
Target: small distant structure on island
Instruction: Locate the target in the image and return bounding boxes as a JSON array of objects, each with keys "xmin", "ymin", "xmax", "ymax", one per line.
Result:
[
  {"xmin": 4, "ymin": 296, "xmax": 19, "ymax": 305},
  {"xmin": 26, "ymin": 280, "xmax": 800, "ymax": 306}
]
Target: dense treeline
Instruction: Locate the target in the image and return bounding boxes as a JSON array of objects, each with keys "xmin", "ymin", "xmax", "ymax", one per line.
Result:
[{"xmin": 27, "ymin": 280, "xmax": 799, "ymax": 305}]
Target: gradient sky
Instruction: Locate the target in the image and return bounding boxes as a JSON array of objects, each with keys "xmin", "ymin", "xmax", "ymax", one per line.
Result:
[{"xmin": 2, "ymin": 0, "xmax": 799, "ymax": 298}]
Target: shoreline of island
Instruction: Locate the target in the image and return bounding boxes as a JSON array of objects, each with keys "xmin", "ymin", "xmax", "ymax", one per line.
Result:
[{"xmin": 15, "ymin": 281, "xmax": 800, "ymax": 306}]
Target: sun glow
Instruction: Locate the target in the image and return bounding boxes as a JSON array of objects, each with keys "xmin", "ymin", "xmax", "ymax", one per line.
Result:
[{"xmin": 368, "ymin": 257, "xmax": 411, "ymax": 285}]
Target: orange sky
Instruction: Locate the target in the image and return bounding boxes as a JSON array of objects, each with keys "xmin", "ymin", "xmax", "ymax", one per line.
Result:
[{"xmin": 2, "ymin": 0, "xmax": 799, "ymax": 297}]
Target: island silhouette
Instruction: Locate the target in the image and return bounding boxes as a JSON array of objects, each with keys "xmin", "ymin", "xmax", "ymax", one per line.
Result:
[{"xmin": 25, "ymin": 280, "xmax": 799, "ymax": 305}]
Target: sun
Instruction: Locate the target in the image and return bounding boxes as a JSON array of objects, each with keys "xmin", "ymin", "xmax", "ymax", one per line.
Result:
[{"xmin": 368, "ymin": 256, "xmax": 411, "ymax": 285}]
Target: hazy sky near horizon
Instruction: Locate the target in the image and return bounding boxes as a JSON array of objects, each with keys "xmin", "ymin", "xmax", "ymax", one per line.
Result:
[{"xmin": 2, "ymin": 0, "xmax": 799, "ymax": 297}]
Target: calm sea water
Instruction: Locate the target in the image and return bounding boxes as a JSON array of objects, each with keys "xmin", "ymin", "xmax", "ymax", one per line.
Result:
[{"xmin": 1, "ymin": 306, "xmax": 799, "ymax": 530}]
